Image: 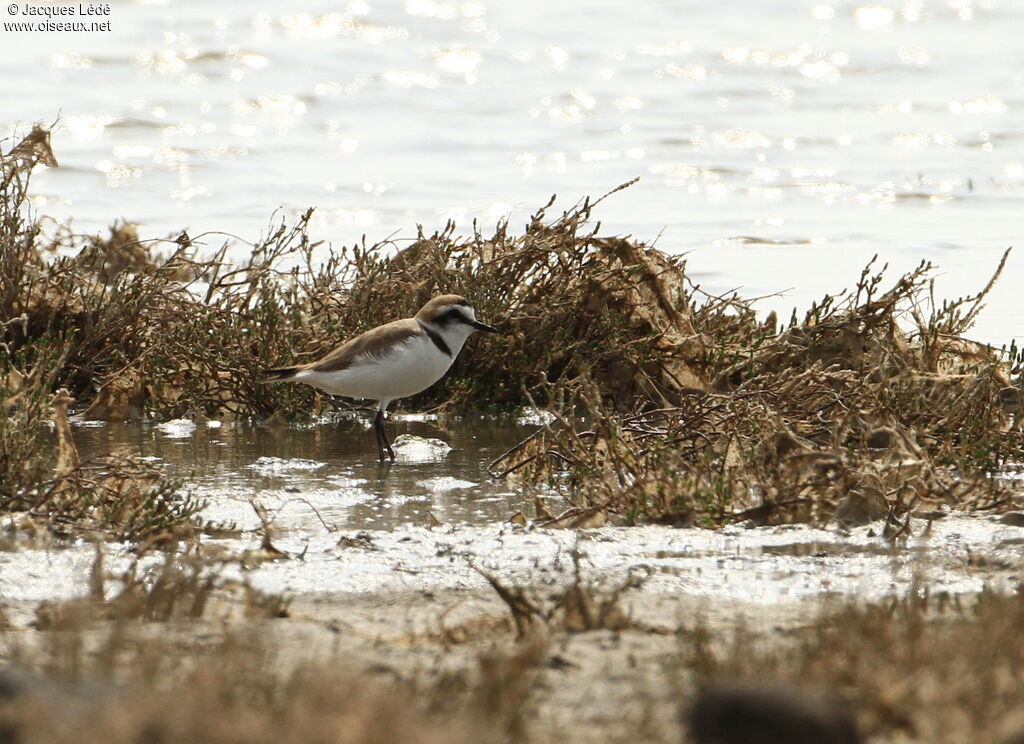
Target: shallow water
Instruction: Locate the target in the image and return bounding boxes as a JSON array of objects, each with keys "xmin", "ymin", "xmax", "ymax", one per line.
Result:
[
  {"xmin": 3, "ymin": 0, "xmax": 1024, "ymax": 345},
  {"xmin": 71, "ymin": 415, "xmax": 542, "ymax": 530},
  {"xmin": 2, "ymin": 418, "xmax": 1022, "ymax": 611}
]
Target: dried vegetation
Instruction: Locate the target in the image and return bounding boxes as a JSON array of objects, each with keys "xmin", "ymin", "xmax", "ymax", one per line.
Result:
[
  {"xmin": 5, "ymin": 554, "xmax": 1024, "ymax": 744},
  {"xmin": 2, "ymin": 125, "xmax": 1023, "ymax": 537},
  {"xmin": 0, "ymin": 622, "xmax": 490, "ymax": 744},
  {"xmin": 687, "ymin": 589, "xmax": 1024, "ymax": 744},
  {"xmin": 489, "ymin": 246, "xmax": 1024, "ymax": 527},
  {"xmin": 474, "ymin": 549, "xmax": 646, "ymax": 639},
  {"xmin": 0, "ymin": 549, "xmax": 535, "ymax": 744},
  {"xmin": 32, "ymin": 546, "xmax": 289, "ymax": 630}
]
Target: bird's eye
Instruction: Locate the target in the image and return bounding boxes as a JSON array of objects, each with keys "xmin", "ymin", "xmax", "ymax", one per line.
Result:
[{"xmin": 445, "ymin": 308, "xmax": 464, "ymax": 321}]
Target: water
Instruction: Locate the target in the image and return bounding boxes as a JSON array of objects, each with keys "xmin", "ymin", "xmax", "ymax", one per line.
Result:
[
  {"xmin": 8, "ymin": 414, "xmax": 1024, "ymax": 606},
  {"xmin": 1, "ymin": 416, "xmax": 1022, "ymax": 613},
  {"xmin": 3, "ymin": 0, "xmax": 1023, "ymax": 345},
  {"xmin": 71, "ymin": 415, "xmax": 543, "ymax": 530}
]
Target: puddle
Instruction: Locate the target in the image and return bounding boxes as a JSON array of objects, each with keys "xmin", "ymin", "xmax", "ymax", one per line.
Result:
[{"xmin": 67, "ymin": 416, "xmax": 544, "ymax": 530}]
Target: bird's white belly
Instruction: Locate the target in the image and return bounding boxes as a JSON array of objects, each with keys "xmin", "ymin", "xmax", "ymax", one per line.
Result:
[{"xmin": 297, "ymin": 336, "xmax": 455, "ymax": 402}]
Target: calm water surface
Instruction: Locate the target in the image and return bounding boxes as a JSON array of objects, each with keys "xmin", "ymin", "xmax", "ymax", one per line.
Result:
[
  {"xmin": 70, "ymin": 416, "xmax": 541, "ymax": 530},
  {"xmin": 3, "ymin": 0, "xmax": 1022, "ymax": 343}
]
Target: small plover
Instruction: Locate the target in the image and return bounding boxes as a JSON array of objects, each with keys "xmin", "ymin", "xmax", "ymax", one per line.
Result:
[{"xmin": 261, "ymin": 294, "xmax": 500, "ymax": 462}]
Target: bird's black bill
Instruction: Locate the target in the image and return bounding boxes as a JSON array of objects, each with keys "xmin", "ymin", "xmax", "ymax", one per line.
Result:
[{"xmin": 471, "ymin": 320, "xmax": 501, "ymax": 334}]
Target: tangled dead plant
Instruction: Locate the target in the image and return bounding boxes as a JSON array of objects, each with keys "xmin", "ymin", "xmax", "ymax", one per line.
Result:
[
  {"xmin": 34, "ymin": 546, "xmax": 289, "ymax": 630},
  {"xmin": 1, "ymin": 361, "xmax": 204, "ymax": 542},
  {"xmin": 474, "ymin": 548, "xmax": 647, "ymax": 639},
  {"xmin": 491, "ymin": 255, "xmax": 1023, "ymax": 527}
]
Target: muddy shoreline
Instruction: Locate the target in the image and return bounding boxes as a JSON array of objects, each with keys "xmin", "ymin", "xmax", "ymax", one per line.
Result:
[{"xmin": 4, "ymin": 509, "xmax": 1023, "ymax": 743}]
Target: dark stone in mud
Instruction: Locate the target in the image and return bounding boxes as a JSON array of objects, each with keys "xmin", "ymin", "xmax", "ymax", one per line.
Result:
[
  {"xmin": 999, "ymin": 512, "xmax": 1024, "ymax": 527},
  {"xmin": 337, "ymin": 531, "xmax": 376, "ymax": 550},
  {"xmin": 864, "ymin": 426, "xmax": 897, "ymax": 450},
  {"xmin": 687, "ymin": 682, "xmax": 861, "ymax": 744}
]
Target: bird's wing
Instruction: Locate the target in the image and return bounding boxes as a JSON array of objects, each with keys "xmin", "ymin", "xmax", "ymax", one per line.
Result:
[{"xmin": 309, "ymin": 318, "xmax": 421, "ymax": 373}]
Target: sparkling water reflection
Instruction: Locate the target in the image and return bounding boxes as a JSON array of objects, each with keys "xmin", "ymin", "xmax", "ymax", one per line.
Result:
[{"xmin": 3, "ymin": 0, "xmax": 1023, "ymax": 343}]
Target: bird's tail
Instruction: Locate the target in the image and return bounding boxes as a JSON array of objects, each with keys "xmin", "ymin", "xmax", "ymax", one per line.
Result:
[{"xmin": 259, "ymin": 366, "xmax": 302, "ymax": 384}]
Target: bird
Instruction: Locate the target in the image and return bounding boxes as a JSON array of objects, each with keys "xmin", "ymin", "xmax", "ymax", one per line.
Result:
[{"xmin": 260, "ymin": 294, "xmax": 500, "ymax": 462}]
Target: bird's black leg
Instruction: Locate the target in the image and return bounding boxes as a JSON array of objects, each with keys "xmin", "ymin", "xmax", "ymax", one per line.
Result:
[
  {"xmin": 373, "ymin": 413, "xmax": 384, "ymax": 458},
  {"xmin": 375, "ymin": 409, "xmax": 395, "ymax": 463}
]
